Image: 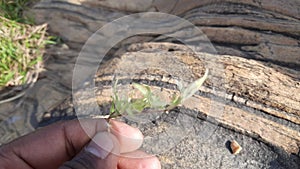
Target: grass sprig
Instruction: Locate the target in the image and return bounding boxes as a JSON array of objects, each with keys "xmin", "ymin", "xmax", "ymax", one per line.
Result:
[{"xmin": 108, "ymin": 69, "xmax": 209, "ymax": 119}]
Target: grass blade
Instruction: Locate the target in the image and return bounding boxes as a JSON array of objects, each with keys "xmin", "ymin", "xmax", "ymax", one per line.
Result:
[{"xmin": 181, "ymin": 69, "xmax": 208, "ymax": 101}]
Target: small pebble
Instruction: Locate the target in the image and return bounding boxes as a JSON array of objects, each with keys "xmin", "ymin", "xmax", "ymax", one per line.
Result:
[{"xmin": 230, "ymin": 140, "xmax": 242, "ymax": 154}]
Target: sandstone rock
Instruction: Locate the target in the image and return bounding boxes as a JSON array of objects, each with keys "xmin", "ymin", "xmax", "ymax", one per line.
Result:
[
  {"xmin": 94, "ymin": 48, "xmax": 300, "ymax": 154},
  {"xmin": 29, "ymin": 0, "xmax": 300, "ymax": 67},
  {"xmin": 1, "ymin": 1, "xmax": 297, "ymax": 168}
]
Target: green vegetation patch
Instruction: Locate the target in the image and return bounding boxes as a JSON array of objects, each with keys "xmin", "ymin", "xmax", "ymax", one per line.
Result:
[
  {"xmin": 0, "ymin": 0, "xmax": 33, "ymax": 23},
  {"xmin": 0, "ymin": 16, "xmax": 48, "ymax": 88}
]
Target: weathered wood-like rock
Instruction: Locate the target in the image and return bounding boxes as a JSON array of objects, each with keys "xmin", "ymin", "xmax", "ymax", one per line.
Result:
[
  {"xmin": 29, "ymin": 0, "xmax": 300, "ymax": 157},
  {"xmin": 0, "ymin": 0, "xmax": 292, "ymax": 169},
  {"xmin": 30, "ymin": 0, "xmax": 300, "ymax": 67},
  {"xmin": 0, "ymin": 0, "xmax": 296, "ymax": 168},
  {"xmin": 93, "ymin": 44, "xmax": 300, "ymax": 154}
]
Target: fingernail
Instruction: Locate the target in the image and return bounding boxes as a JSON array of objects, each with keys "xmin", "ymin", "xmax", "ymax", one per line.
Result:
[{"xmin": 85, "ymin": 132, "xmax": 114, "ymax": 159}]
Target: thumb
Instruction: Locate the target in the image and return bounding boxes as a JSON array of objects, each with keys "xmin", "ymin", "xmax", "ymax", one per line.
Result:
[{"xmin": 59, "ymin": 132, "xmax": 120, "ymax": 169}]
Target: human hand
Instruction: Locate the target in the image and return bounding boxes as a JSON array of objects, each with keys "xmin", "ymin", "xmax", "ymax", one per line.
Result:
[{"xmin": 0, "ymin": 118, "xmax": 161, "ymax": 169}]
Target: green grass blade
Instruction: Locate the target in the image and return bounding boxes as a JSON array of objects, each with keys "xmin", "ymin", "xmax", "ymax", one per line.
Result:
[{"xmin": 181, "ymin": 69, "xmax": 208, "ymax": 101}]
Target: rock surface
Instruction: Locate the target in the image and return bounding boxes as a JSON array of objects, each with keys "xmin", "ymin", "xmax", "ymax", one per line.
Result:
[
  {"xmin": 93, "ymin": 47, "xmax": 300, "ymax": 155},
  {"xmin": 0, "ymin": 0, "xmax": 299, "ymax": 168},
  {"xmin": 29, "ymin": 0, "xmax": 300, "ymax": 66}
]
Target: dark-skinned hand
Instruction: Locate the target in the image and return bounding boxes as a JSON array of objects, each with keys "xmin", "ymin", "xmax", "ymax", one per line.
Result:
[{"xmin": 0, "ymin": 118, "xmax": 161, "ymax": 169}]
